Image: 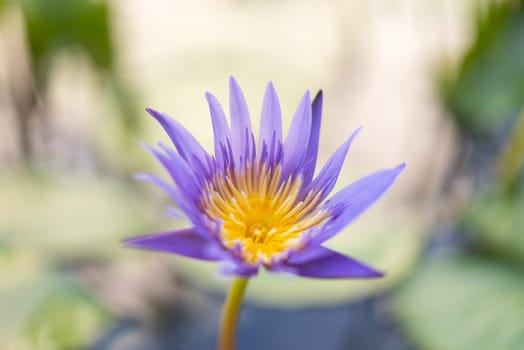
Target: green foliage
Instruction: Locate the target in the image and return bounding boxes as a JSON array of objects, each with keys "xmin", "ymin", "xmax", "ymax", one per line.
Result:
[
  {"xmin": 18, "ymin": 0, "xmax": 142, "ymax": 144},
  {"xmin": 464, "ymin": 189, "xmax": 524, "ymax": 264},
  {"xmin": 0, "ymin": 173, "xmax": 150, "ymax": 258},
  {"xmin": 395, "ymin": 257, "xmax": 524, "ymax": 350},
  {"xmin": 441, "ymin": 0, "xmax": 524, "ymax": 133},
  {"xmin": 24, "ymin": 286, "xmax": 108, "ymax": 349},
  {"xmin": 20, "ymin": 0, "xmax": 113, "ymax": 83},
  {"xmin": 0, "ymin": 273, "xmax": 109, "ymax": 350}
]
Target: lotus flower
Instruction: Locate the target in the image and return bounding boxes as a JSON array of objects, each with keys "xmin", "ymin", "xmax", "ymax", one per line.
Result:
[{"xmin": 125, "ymin": 77, "xmax": 405, "ymax": 279}]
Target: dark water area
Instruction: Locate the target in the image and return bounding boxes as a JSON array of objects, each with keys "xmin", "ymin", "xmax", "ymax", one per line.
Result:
[{"xmin": 93, "ymin": 295, "xmax": 415, "ymax": 350}]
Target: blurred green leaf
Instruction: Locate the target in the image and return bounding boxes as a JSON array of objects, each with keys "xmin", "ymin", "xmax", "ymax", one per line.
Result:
[
  {"xmin": 23, "ymin": 286, "xmax": 108, "ymax": 349},
  {"xmin": 20, "ymin": 0, "xmax": 113, "ymax": 83},
  {"xmin": 464, "ymin": 189, "xmax": 524, "ymax": 264},
  {"xmin": 0, "ymin": 173, "xmax": 150, "ymax": 258},
  {"xmin": 0, "ymin": 273, "xmax": 109, "ymax": 350},
  {"xmin": 394, "ymin": 256, "xmax": 524, "ymax": 350},
  {"xmin": 441, "ymin": 0, "xmax": 524, "ymax": 132}
]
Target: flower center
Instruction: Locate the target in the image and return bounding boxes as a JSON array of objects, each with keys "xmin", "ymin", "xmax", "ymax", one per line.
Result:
[
  {"xmin": 200, "ymin": 160, "xmax": 329, "ymax": 265},
  {"xmin": 246, "ymin": 223, "xmax": 268, "ymax": 244}
]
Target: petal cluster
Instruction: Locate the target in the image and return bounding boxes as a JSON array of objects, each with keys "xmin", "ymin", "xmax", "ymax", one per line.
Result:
[{"xmin": 125, "ymin": 77, "xmax": 405, "ymax": 278}]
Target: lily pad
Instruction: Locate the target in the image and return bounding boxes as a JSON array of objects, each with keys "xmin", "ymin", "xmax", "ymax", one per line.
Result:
[
  {"xmin": 464, "ymin": 190, "xmax": 524, "ymax": 264},
  {"xmin": 394, "ymin": 256, "xmax": 524, "ymax": 350}
]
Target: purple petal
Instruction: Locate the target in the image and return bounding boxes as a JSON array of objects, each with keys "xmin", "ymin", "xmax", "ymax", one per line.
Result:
[
  {"xmin": 146, "ymin": 108, "xmax": 211, "ymax": 176},
  {"xmin": 259, "ymin": 82, "xmax": 282, "ymax": 153},
  {"xmin": 135, "ymin": 173, "xmax": 179, "ymax": 203},
  {"xmin": 206, "ymin": 92, "xmax": 231, "ymax": 168},
  {"xmin": 301, "ymin": 127, "xmax": 361, "ymax": 200},
  {"xmin": 303, "ymin": 90, "xmax": 323, "ymax": 185},
  {"xmin": 282, "ymin": 91, "xmax": 312, "ymax": 179},
  {"xmin": 140, "ymin": 142, "xmax": 202, "ymax": 203},
  {"xmin": 219, "ymin": 261, "xmax": 259, "ymax": 277},
  {"xmin": 315, "ymin": 163, "xmax": 406, "ymax": 244},
  {"xmin": 124, "ymin": 228, "xmax": 223, "ymax": 261},
  {"xmin": 135, "ymin": 173, "xmax": 203, "ymax": 226},
  {"xmin": 164, "ymin": 206, "xmax": 186, "ymax": 220},
  {"xmin": 273, "ymin": 245, "xmax": 382, "ymax": 279},
  {"xmin": 229, "ymin": 77, "xmax": 252, "ymax": 163}
]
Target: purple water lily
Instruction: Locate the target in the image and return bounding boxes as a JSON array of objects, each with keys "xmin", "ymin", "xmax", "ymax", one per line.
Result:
[{"xmin": 125, "ymin": 77, "xmax": 405, "ymax": 278}]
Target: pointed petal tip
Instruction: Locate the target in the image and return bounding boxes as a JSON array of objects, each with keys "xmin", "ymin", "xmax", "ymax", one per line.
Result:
[
  {"xmin": 348, "ymin": 126, "xmax": 363, "ymax": 141},
  {"xmin": 304, "ymin": 89, "xmax": 311, "ymax": 100},
  {"xmin": 133, "ymin": 139, "xmax": 146, "ymax": 148},
  {"xmin": 294, "ymin": 90, "xmax": 312, "ymax": 111},
  {"xmin": 133, "ymin": 172, "xmax": 148, "ymax": 181},
  {"xmin": 313, "ymin": 90, "xmax": 323, "ymax": 101},
  {"xmin": 280, "ymin": 245, "xmax": 386, "ymax": 279},
  {"xmin": 135, "ymin": 139, "xmax": 155, "ymax": 156},
  {"xmin": 122, "ymin": 237, "xmax": 135, "ymax": 247},
  {"xmin": 145, "ymin": 108, "xmax": 168, "ymax": 122},
  {"xmin": 366, "ymin": 269, "xmax": 385, "ymax": 279},
  {"xmin": 122, "ymin": 234, "xmax": 149, "ymax": 248},
  {"xmin": 263, "ymin": 81, "xmax": 280, "ymax": 104},
  {"xmin": 133, "ymin": 172, "xmax": 165, "ymax": 184},
  {"xmin": 205, "ymin": 91, "xmax": 218, "ymax": 104},
  {"xmin": 145, "ymin": 107, "xmax": 159, "ymax": 116},
  {"xmin": 265, "ymin": 81, "xmax": 277, "ymax": 94},
  {"xmin": 340, "ymin": 126, "xmax": 362, "ymax": 151},
  {"xmin": 123, "ymin": 229, "xmax": 223, "ymax": 261},
  {"xmin": 229, "ymin": 75, "xmax": 240, "ymax": 87},
  {"xmin": 395, "ymin": 162, "xmax": 407, "ymax": 173}
]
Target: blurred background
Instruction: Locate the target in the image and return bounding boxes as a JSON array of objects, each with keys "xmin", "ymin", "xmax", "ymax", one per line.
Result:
[{"xmin": 0, "ymin": 0, "xmax": 523, "ymax": 349}]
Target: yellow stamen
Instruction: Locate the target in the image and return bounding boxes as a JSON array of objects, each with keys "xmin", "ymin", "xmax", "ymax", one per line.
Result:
[{"xmin": 200, "ymin": 161, "xmax": 329, "ymax": 265}]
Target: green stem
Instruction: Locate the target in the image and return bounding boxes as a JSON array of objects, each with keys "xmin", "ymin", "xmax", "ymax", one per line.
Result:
[{"xmin": 218, "ymin": 278, "xmax": 249, "ymax": 350}]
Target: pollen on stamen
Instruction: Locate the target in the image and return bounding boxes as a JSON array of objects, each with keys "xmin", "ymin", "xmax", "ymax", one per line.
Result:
[{"xmin": 200, "ymin": 158, "xmax": 331, "ymax": 265}]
